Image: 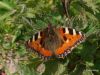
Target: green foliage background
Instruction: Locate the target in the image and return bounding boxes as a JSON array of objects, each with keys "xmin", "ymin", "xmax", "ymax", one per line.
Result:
[{"xmin": 0, "ymin": 0, "xmax": 100, "ymax": 75}]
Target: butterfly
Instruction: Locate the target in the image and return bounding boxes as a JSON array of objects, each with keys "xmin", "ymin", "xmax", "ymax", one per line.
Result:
[{"xmin": 26, "ymin": 24, "xmax": 85, "ymax": 60}]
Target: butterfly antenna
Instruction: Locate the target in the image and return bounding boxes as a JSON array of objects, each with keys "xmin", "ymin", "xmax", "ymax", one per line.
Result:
[{"xmin": 61, "ymin": 0, "xmax": 71, "ymax": 18}]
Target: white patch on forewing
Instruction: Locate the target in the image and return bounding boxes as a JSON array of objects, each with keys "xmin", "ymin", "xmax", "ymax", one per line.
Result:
[
  {"xmin": 73, "ymin": 29, "xmax": 76, "ymax": 35},
  {"xmin": 65, "ymin": 27, "xmax": 69, "ymax": 34},
  {"xmin": 32, "ymin": 35, "xmax": 35, "ymax": 41},
  {"xmin": 38, "ymin": 32, "xmax": 41, "ymax": 38},
  {"xmin": 79, "ymin": 32, "xmax": 82, "ymax": 36}
]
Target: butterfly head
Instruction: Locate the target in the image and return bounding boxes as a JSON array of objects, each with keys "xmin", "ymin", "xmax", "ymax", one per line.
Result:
[{"xmin": 41, "ymin": 24, "xmax": 55, "ymax": 39}]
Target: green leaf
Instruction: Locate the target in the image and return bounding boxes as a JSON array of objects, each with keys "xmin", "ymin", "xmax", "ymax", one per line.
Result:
[{"xmin": 82, "ymin": 69, "xmax": 93, "ymax": 75}]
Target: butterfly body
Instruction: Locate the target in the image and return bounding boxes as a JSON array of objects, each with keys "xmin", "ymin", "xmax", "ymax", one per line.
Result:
[{"xmin": 26, "ymin": 25, "xmax": 85, "ymax": 60}]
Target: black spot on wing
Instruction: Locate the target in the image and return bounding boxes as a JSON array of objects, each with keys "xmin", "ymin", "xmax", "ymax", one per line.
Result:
[
  {"xmin": 35, "ymin": 33, "xmax": 38, "ymax": 41},
  {"xmin": 63, "ymin": 36, "xmax": 67, "ymax": 41},
  {"xmin": 76, "ymin": 30, "xmax": 79, "ymax": 35},
  {"xmin": 62, "ymin": 28, "xmax": 65, "ymax": 33},
  {"xmin": 40, "ymin": 31, "xmax": 43, "ymax": 36},
  {"xmin": 68, "ymin": 28, "xmax": 73, "ymax": 35}
]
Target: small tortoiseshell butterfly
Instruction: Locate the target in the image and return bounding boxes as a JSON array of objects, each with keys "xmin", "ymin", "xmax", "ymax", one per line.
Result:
[{"xmin": 26, "ymin": 24, "xmax": 85, "ymax": 60}]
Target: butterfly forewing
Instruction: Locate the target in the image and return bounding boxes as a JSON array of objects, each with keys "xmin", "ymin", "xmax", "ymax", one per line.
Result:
[
  {"xmin": 26, "ymin": 30, "xmax": 53, "ymax": 59},
  {"xmin": 54, "ymin": 27, "xmax": 85, "ymax": 58}
]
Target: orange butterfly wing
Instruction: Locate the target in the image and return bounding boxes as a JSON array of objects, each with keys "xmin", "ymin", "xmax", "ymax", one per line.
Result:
[
  {"xmin": 26, "ymin": 26, "xmax": 85, "ymax": 60},
  {"xmin": 26, "ymin": 31, "xmax": 53, "ymax": 60},
  {"xmin": 54, "ymin": 27, "xmax": 85, "ymax": 58}
]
